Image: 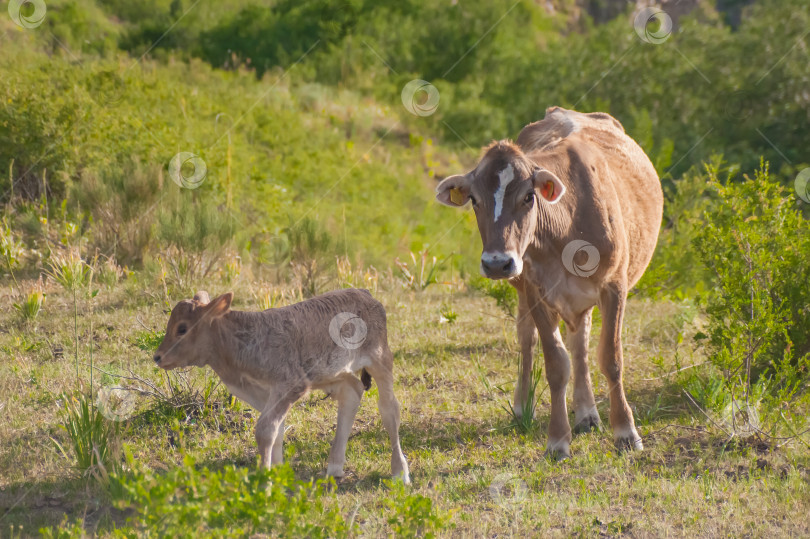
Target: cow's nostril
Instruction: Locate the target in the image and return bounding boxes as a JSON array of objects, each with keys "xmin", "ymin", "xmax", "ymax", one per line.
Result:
[
  {"xmin": 153, "ymin": 354, "xmax": 161, "ymax": 363},
  {"xmin": 502, "ymin": 259, "xmax": 515, "ymax": 272}
]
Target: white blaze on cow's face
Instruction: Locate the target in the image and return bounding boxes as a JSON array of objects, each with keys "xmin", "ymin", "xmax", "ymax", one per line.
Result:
[{"xmin": 492, "ymin": 164, "xmax": 514, "ymax": 222}]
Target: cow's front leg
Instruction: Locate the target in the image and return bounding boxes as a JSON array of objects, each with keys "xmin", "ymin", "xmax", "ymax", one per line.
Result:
[
  {"xmin": 569, "ymin": 308, "xmax": 601, "ymax": 433},
  {"xmin": 513, "ymin": 288, "xmax": 538, "ymax": 419},
  {"xmin": 526, "ymin": 292, "xmax": 571, "ymax": 459},
  {"xmin": 598, "ymin": 284, "xmax": 642, "ymax": 451}
]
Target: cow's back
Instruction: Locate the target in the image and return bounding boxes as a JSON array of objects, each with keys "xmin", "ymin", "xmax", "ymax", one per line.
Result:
[{"xmin": 518, "ymin": 107, "xmax": 663, "ymax": 287}]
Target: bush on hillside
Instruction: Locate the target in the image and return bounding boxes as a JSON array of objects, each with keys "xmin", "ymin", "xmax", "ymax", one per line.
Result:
[{"xmin": 691, "ymin": 162, "xmax": 810, "ymax": 422}]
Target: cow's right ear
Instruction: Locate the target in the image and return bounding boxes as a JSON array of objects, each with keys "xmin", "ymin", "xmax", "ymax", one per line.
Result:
[
  {"xmin": 204, "ymin": 292, "xmax": 233, "ymax": 319},
  {"xmin": 436, "ymin": 174, "xmax": 472, "ymax": 207}
]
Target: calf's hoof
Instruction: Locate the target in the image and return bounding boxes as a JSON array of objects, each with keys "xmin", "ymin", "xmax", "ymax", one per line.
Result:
[
  {"xmin": 394, "ymin": 470, "xmax": 411, "ymax": 485},
  {"xmin": 573, "ymin": 413, "xmax": 602, "ymax": 434},
  {"xmin": 614, "ymin": 428, "xmax": 643, "ymax": 453},
  {"xmin": 326, "ymin": 463, "xmax": 346, "ymax": 478}
]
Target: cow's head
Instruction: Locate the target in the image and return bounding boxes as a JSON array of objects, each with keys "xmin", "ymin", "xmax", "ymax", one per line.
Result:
[
  {"xmin": 436, "ymin": 141, "xmax": 566, "ymax": 279},
  {"xmin": 153, "ymin": 291, "xmax": 232, "ymax": 369}
]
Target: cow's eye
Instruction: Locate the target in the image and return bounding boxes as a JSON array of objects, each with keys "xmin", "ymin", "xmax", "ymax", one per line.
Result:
[
  {"xmin": 469, "ymin": 195, "xmax": 478, "ymax": 207},
  {"xmin": 177, "ymin": 324, "xmax": 188, "ymax": 336},
  {"xmin": 524, "ymin": 192, "xmax": 535, "ymax": 205}
]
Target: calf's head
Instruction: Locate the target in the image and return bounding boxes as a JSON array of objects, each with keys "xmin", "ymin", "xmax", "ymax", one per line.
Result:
[
  {"xmin": 436, "ymin": 141, "xmax": 566, "ymax": 279},
  {"xmin": 153, "ymin": 291, "xmax": 233, "ymax": 369}
]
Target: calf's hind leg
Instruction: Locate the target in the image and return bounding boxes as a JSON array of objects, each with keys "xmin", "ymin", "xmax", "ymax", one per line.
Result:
[
  {"xmin": 326, "ymin": 375, "xmax": 365, "ymax": 478},
  {"xmin": 367, "ymin": 349, "xmax": 410, "ymax": 484}
]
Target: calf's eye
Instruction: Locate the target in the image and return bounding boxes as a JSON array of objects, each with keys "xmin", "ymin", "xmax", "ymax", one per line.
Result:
[
  {"xmin": 524, "ymin": 192, "xmax": 535, "ymax": 205},
  {"xmin": 177, "ymin": 324, "xmax": 188, "ymax": 336}
]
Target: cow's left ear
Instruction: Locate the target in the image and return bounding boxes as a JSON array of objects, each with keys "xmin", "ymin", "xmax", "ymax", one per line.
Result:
[
  {"xmin": 532, "ymin": 168, "xmax": 566, "ymax": 204},
  {"xmin": 436, "ymin": 173, "xmax": 473, "ymax": 207}
]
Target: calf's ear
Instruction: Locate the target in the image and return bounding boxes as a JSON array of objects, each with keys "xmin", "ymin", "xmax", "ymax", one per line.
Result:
[
  {"xmin": 532, "ymin": 168, "xmax": 566, "ymax": 204},
  {"xmin": 205, "ymin": 292, "xmax": 233, "ymax": 318},
  {"xmin": 436, "ymin": 173, "xmax": 472, "ymax": 207},
  {"xmin": 193, "ymin": 291, "xmax": 210, "ymax": 305}
]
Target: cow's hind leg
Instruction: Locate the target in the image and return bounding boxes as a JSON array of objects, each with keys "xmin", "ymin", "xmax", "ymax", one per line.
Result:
[
  {"xmin": 325, "ymin": 374, "xmax": 365, "ymax": 479},
  {"xmin": 569, "ymin": 308, "xmax": 601, "ymax": 433},
  {"xmin": 367, "ymin": 348, "xmax": 410, "ymax": 484},
  {"xmin": 513, "ymin": 288, "xmax": 539, "ymax": 419},
  {"xmin": 598, "ymin": 285, "xmax": 642, "ymax": 451}
]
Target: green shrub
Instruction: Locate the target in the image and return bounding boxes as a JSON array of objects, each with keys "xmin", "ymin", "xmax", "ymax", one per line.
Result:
[
  {"xmin": 12, "ymin": 288, "xmax": 45, "ymax": 322},
  {"xmin": 132, "ymin": 329, "xmax": 165, "ymax": 352},
  {"xmin": 52, "ymin": 392, "xmax": 121, "ymax": 482},
  {"xmin": 109, "ymin": 454, "xmax": 352, "ymax": 538},
  {"xmin": 467, "ymin": 275, "xmax": 517, "ymax": 318},
  {"xmin": 691, "ymin": 162, "xmax": 810, "ymax": 431},
  {"xmin": 383, "ymin": 479, "xmax": 453, "ymax": 538}
]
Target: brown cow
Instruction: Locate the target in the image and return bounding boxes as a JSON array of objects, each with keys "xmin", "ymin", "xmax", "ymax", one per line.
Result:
[
  {"xmin": 153, "ymin": 288, "xmax": 410, "ymax": 483},
  {"xmin": 436, "ymin": 107, "xmax": 663, "ymax": 457}
]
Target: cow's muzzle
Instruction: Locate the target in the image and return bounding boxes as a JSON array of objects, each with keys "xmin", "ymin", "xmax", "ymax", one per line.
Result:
[{"xmin": 480, "ymin": 251, "xmax": 521, "ymax": 280}]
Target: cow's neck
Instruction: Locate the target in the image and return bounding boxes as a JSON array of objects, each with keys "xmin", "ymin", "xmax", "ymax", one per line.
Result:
[
  {"xmin": 205, "ymin": 310, "xmax": 268, "ymax": 376},
  {"xmin": 205, "ymin": 310, "xmax": 280, "ymax": 410}
]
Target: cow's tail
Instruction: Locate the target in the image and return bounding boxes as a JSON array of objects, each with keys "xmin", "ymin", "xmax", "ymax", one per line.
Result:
[{"xmin": 361, "ymin": 368, "xmax": 372, "ymax": 391}]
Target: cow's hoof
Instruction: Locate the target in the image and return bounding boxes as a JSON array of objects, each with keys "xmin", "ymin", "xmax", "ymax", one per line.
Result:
[
  {"xmin": 614, "ymin": 429, "xmax": 643, "ymax": 453},
  {"xmin": 573, "ymin": 414, "xmax": 602, "ymax": 434},
  {"xmin": 511, "ymin": 404, "xmax": 534, "ymax": 420},
  {"xmin": 544, "ymin": 440, "xmax": 571, "ymax": 461}
]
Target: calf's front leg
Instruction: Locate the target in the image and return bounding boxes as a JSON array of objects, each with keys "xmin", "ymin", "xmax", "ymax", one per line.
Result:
[{"xmin": 256, "ymin": 387, "xmax": 306, "ymax": 468}]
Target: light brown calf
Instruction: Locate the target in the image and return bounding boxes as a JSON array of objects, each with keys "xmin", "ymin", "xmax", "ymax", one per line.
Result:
[
  {"xmin": 436, "ymin": 107, "xmax": 663, "ymax": 457},
  {"xmin": 153, "ymin": 288, "xmax": 410, "ymax": 483}
]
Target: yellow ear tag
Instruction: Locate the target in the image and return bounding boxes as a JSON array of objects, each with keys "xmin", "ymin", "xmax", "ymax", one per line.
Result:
[{"xmin": 449, "ymin": 188, "xmax": 465, "ymax": 206}]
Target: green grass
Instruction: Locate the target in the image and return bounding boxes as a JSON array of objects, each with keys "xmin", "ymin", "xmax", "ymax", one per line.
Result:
[{"xmin": 1, "ymin": 276, "xmax": 807, "ymax": 537}]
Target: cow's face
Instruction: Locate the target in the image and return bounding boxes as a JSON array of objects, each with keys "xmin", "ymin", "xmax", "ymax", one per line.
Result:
[
  {"xmin": 153, "ymin": 291, "xmax": 232, "ymax": 369},
  {"xmin": 436, "ymin": 143, "xmax": 566, "ymax": 280}
]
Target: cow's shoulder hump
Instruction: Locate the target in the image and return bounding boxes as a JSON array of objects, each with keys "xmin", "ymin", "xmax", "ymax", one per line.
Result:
[{"xmin": 517, "ymin": 107, "xmax": 625, "ymax": 153}]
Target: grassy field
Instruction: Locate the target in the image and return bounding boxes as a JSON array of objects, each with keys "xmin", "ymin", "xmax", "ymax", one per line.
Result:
[
  {"xmin": 2, "ymin": 0, "xmax": 809, "ymax": 536},
  {"xmin": 2, "ymin": 273, "xmax": 808, "ymax": 537}
]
